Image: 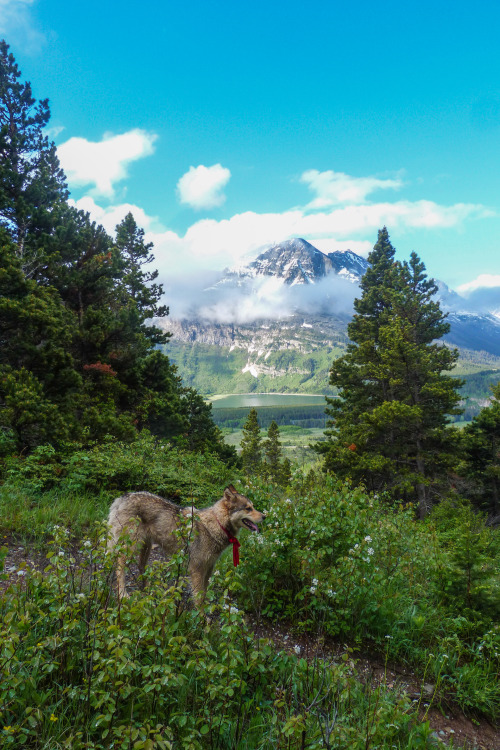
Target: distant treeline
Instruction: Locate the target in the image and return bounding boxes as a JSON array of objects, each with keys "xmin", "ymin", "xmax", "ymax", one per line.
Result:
[{"xmin": 212, "ymin": 404, "xmax": 327, "ymax": 429}]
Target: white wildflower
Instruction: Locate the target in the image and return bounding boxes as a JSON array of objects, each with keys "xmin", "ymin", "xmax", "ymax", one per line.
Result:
[
  {"xmin": 83, "ymin": 540, "xmax": 91, "ymax": 548},
  {"xmin": 17, "ymin": 570, "xmax": 26, "ymax": 576},
  {"xmin": 364, "ymin": 535, "xmax": 372, "ymax": 542},
  {"xmin": 367, "ymin": 548, "xmax": 374, "ymax": 556},
  {"xmin": 312, "ymin": 578, "xmax": 318, "ymax": 585},
  {"xmin": 58, "ymin": 551, "xmax": 64, "ymax": 557},
  {"xmin": 229, "ymin": 606, "xmax": 239, "ymax": 614},
  {"xmin": 285, "ymin": 499, "xmax": 292, "ymax": 504},
  {"xmin": 310, "ymin": 586, "xmax": 316, "ymax": 594},
  {"xmin": 354, "ymin": 543, "xmax": 359, "ymax": 549},
  {"xmin": 294, "ymin": 645, "xmax": 301, "ymax": 655}
]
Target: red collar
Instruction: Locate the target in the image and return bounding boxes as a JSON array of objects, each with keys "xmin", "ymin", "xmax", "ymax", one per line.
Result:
[{"xmin": 217, "ymin": 519, "xmax": 241, "ymax": 566}]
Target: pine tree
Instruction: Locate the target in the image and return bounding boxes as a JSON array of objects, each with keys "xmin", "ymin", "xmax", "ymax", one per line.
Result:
[
  {"xmin": 0, "ymin": 241, "xmax": 81, "ymax": 449},
  {"xmin": 280, "ymin": 457, "xmax": 292, "ymax": 486},
  {"xmin": 318, "ymin": 228, "xmax": 463, "ymax": 517},
  {"xmin": 263, "ymin": 420, "xmax": 283, "ymax": 483},
  {"xmin": 460, "ymin": 382, "xmax": 500, "ymax": 517},
  {"xmin": 114, "ymin": 212, "xmax": 169, "ymax": 342},
  {"xmin": 0, "ymin": 41, "xmax": 68, "ymax": 274},
  {"xmin": 240, "ymin": 408, "xmax": 262, "ymax": 475}
]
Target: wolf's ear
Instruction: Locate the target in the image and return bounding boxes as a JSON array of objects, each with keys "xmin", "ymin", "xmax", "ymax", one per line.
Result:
[{"xmin": 224, "ymin": 485, "xmax": 237, "ymax": 502}]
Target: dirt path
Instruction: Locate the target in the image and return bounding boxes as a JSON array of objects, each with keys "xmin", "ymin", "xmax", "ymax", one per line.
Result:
[{"xmin": 1, "ymin": 536, "xmax": 499, "ymax": 750}]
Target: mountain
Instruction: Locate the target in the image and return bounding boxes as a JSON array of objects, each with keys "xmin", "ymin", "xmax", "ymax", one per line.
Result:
[
  {"xmin": 212, "ymin": 238, "xmax": 369, "ymax": 288},
  {"xmin": 159, "ymin": 239, "xmax": 500, "ymax": 402}
]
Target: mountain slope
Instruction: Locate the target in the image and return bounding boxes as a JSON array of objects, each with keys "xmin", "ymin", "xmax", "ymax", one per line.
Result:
[{"xmin": 160, "ymin": 239, "xmax": 500, "ymax": 400}]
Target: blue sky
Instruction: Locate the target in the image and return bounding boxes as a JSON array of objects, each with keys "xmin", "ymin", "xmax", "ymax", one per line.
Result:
[{"xmin": 3, "ymin": 0, "xmax": 500, "ymax": 300}]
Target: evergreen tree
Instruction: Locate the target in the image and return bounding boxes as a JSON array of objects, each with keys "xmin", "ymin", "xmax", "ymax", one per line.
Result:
[
  {"xmin": 460, "ymin": 382, "xmax": 500, "ymax": 517},
  {"xmin": 318, "ymin": 228, "xmax": 463, "ymax": 517},
  {"xmin": 0, "ymin": 41, "xmax": 68, "ymax": 274},
  {"xmin": 114, "ymin": 212, "xmax": 169, "ymax": 341},
  {"xmin": 263, "ymin": 420, "xmax": 283, "ymax": 483},
  {"xmin": 178, "ymin": 388, "xmax": 239, "ymax": 465},
  {"xmin": 240, "ymin": 408, "xmax": 263, "ymax": 475},
  {"xmin": 0, "ymin": 241, "xmax": 81, "ymax": 449},
  {"xmin": 0, "ymin": 44, "xmax": 248, "ymax": 466},
  {"xmin": 281, "ymin": 457, "xmax": 292, "ymax": 486}
]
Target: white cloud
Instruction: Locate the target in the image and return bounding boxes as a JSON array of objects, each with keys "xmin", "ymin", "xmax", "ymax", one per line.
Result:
[
  {"xmin": 68, "ymin": 163, "xmax": 493, "ymax": 318},
  {"xmin": 457, "ymin": 274, "xmax": 500, "ymax": 295},
  {"xmin": 45, "ymin": 125, "xmax": 65, "ymax": 139},
  {"xmin": 140, "ymin": 198, "xmax": 491, "ymax": 286},
  {"xmin": 177, "ymin": 163, "xmax": 231, "ymax": 209},
  {"xmin": 0, "ymin": 0, "xmax": 44, "ymax": 50},
  {"xmin": 58, "ymin": 129, "xmax": 157, "ymax": 197},
  {"xmin": 69, "ymin": 196, "xmax": 162, "ymax": 235},
  {"xmin": 301, "ymin": 169, "xmax": 404, "ymax": 209}
]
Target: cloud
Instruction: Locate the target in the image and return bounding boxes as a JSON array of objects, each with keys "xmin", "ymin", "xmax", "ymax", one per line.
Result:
[
  {"xmin": 58, "ymin": 129, "xmax": 157, "ymax": 197},
  {"xmin": 0, "ymin": 0, "xmax": 44, "ymax": 51},
  {"xmin": 144, "ymin": 199, "xmax": 491, "ymax": 282},
  {"xmin": 70, "ymin": 163, "xmax": 493, "ymax": 322},
  {"xmin": 69, "ymin": 196, "xmax": 162, "ymax": 235},
  {"xmin": 301, "ymin": 169, "xmax": 404, "ymax": 209},
  {"xmin": 45, "ymin": 125, "xmax": 65, "ymax": 139},
  {"xmin": 177, "ymin": 163, "xmax": 231, "ymax": 209},
  {"xmin": 164, "ymin": 270, "xmax": 359, "ymax": 325},
  {"xmin": 457, "ymin": 274, "xmax": 500, "ymax": 295}
]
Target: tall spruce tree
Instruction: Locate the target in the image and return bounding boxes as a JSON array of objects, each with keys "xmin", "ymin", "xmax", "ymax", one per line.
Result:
[
  {"xmin": 240, "ymin": 408, "xmax": 263, "ymax": 475},
  {"xmin": 263, "ymin": 420, "xmax": 284, "ymax": 483},
  {"xmin": 318, "ymin": 228, "xmax": 462, "ymax": 517},
  {"xmin": 460, "ymin": 383, "xmax": 500, "ymax": 517},
  {"xmin": 115, "ymin": 212, "xmax": 169, "ymax": 338},
  {"xmin": 0, "ymin": 40, "xmax": 67, "ymax": 274}
]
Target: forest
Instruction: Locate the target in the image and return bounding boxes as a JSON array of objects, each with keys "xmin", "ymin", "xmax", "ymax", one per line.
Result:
[{"xmin": 1, "ymin": 42, "xmax": 500, "ymax": 749}]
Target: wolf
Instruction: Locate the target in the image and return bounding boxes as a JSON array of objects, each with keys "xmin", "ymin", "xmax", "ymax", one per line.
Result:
[{"xmin": 107, "ymin": 485, "xmax": 265, "ymax": 600}]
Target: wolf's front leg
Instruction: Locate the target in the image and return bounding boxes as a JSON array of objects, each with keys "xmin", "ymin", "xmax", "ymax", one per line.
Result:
[
  {"xmin": 137, "ymin": 539, "xmax": 152, "ymax": 590},
  {"xmin": 115, "ymin": 553, "xmax": 129, "ymax": 599},
  {"xmin": 189, "ymin": 566, "xmax": 208, "ymax": 607}
]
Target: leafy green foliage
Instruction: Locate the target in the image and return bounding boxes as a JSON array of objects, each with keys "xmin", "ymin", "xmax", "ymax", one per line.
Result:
[
  {"xmin": 0, "ymin": 527, "xmax": 442, "ymax": 749},
  {"xmin": 234, "ymin": 476, "xmax": 500, "ymax": 720}
]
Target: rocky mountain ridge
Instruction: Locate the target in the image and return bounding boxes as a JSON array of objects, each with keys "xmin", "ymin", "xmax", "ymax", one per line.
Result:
[{"xmin": 159, "ymin": 239, "xmax": 500, "ymax": 395}]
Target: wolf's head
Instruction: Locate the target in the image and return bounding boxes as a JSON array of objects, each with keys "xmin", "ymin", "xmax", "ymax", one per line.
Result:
[{"xmin": 222, "ymin": 485, "xmax": 265, "ymax": 533}]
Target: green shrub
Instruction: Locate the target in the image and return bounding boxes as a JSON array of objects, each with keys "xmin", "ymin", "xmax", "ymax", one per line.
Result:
[
  {"xmin": 232, "ymin": 477, "xmax": 500, "ymax": 721},
  {"xmin": 0, "ymin": 527, "xmax": 440, "ymax": 749},
  {"xmin": 3, "ymin": 432, "xmax": 236, "ymax": 497}
]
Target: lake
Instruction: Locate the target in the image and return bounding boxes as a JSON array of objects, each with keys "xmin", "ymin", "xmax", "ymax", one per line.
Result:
[{"xmin": 209, "ymin": 393, "xmax": 327, "ymax": 409}]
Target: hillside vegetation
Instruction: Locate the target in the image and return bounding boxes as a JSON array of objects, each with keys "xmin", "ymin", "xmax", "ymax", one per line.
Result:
[{"xmin": 1, "ymin": 438, "xmax": 499, "ymax": 748}]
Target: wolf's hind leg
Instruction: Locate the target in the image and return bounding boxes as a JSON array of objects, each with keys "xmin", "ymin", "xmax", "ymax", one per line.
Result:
[{"xmin": 138, "ymin": 538, "xmax": 152, "ymax": 589}]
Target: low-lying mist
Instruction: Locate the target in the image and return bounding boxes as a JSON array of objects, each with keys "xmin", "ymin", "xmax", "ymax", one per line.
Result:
[{"xmin": 161, "ymin": 271, "xmax": 360, "ymax": 325}]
